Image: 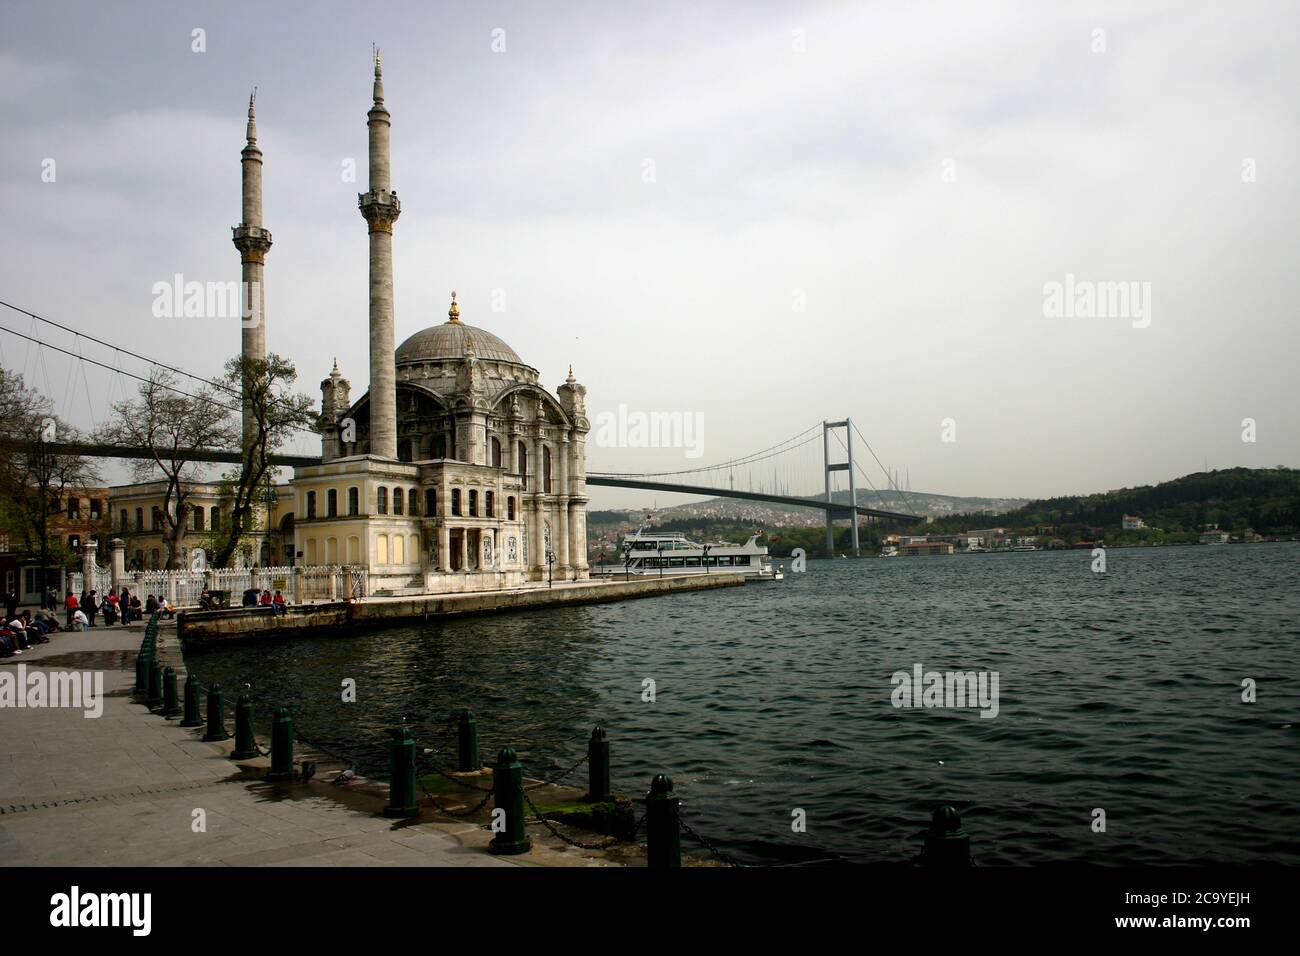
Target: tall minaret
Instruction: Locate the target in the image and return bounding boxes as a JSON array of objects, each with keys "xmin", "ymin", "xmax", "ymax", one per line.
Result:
[
  {"xmin": 231, "ymin": 90, "xmax": 272, "ymax": 451},
  {"xmin": 358, "ymin": 50, "xmax": 400, "ymax": 459}
]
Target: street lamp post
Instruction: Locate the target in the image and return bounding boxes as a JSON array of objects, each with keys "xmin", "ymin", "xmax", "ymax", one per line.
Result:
[
  {"xmin": 546, "ymin": 549, "xmax": 555, "ymax": 588},
  {"xmin": 702, "ymin": 544, "xmax": 712, "ymax": 575},
  {"xmin": 657, "ymin": 546, "xmax": 664, "ymax": 578}
]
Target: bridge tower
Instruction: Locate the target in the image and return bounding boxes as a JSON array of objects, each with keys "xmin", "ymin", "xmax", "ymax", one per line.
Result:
[
  {"xmin": 822, "ymin": 419, "xmax": 860, "ymax": 557},
  {"xmin": 231, "ymin": 90, "xmax": 272, "ymax": 454}
]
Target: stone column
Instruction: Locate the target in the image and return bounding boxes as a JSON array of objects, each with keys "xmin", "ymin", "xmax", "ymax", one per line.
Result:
[
  {"xmin": 438, "ymin": 525, "xmax": 451, "ymax": 572},
  {"xmin": 293, "ymin": 566, "xmax": 305, "ymax": 604},
  {"xmin": 556, "ymin": 436, "xmax": 570, "ymax": 571},
  {"xmin": 81, "ymin": 540, "xmax": 97, "ymax": 589},
  {"xmin": 109, "ymin": 538, "xmax": 126, "ymax": 591}
]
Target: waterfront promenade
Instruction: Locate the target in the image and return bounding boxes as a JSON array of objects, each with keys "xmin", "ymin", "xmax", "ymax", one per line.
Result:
[{"xmin": 0, "ymin": 625, "xmax": 618, "ymax": 867}]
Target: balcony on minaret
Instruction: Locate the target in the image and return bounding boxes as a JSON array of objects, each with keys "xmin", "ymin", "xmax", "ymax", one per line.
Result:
[
  {"xmin": 231, "ymin": 224, "xmax": 273, "ymax": 262},
  {"xmin": 358, "ymin": 189, "xmax": 400, "ymax": 232}
]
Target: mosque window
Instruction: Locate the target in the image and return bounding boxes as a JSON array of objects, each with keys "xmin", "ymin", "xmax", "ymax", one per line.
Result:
[
  {"xmin": 193, "ymin": 507, "xmax": 205, "ymax": 531},
  {"xmin": 408, "ymin": 489, "xmax": 418, "ymax": 515},
  {"xmin": 491, "ymin": 437, "xmax": 502, "ymax": 468},
  {"xmin": 67, "ymin": 497, "xmax": 80, "ymax": 519},
  {"xmin": 543, "ymin": 447, "xmax": 552, "ymax": 494},
  {"xmin": 327, "ymin": 489, "xmax": 338, "ymax": 517},
  {"xmin": 518, "ymin": 442, "xmax": 528, "ymax": 488},
  {"xmin": 210, "ymin": 507, "xmax": 221, "ymax": 529},
  {"xmin": 120, "ymin": 509, "xmax": 128, "ymax": 532},
  {"xmin": 348, "ymin": 487, "xmax": 359, "ymax": 515},
  {"xmin": 469, "ymin": 490, "xmax": 478, "ymax": 517},
  {"xmin": 451, "ymin": 488, "xmax": 461, "ymax": 517},
  {"xmin": 507, "ymin": 496, "xmax": 515, "ymax": 521},
  {"xmin": 393, "ymin": 490, "xmax": 404, "ymax": 515},
  {"xmin": 135, "ymin": 508, "xmax": 144, "ymax": 531},
  {"xmin": 485, "ymin": 491, "xmax": 494, "ymax": 518},
  {"xmin": 306, "ymin": 491, "xmax": 317, "ymax": 518},
  {"xmin": 377, "ymin": 487, "xmax": 388, "ymax": 515},
  {"xmin": 425, "ymin": 488, "xmax": 437, "ymax": 517}
]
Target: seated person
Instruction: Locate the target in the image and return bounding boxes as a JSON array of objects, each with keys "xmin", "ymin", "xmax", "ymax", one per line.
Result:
[
  {"xmin": 259, "ymin": 590, "xmax": 273, "ymax": 607},
  {"xmin": 242, "ymin": 587, "xmax": 260, "ymax": 607},
  {"xmin": 145, "ymin": 595, "xmax": 159, "ymax": 615},
  {"xmin": 271, "ymin": 590, "xmax": 287, "ymax": 615},
  {"xmin": 72, "ymin": 608, "xmax": 88, "ymax": 631},
  {"xmin": 129, "ymin": 596, "xmax": 143, "ymax": 621},
  {"xmin": 157, "ymin": 595, "xmax": 174, "ymax": 619},
  {"xmin": 34, "ymin": 607, "xmax": 60, "ymax": 632},
  {"xmin": 8, "ymin": 616, "xmax": 34, "ymax": 648},
  {"xmin": 197, "ymin": 591, "xmax": 212, "ymax": 610}
]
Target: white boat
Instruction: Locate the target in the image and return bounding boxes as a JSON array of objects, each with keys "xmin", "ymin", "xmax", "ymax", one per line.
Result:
[
  {"xmin": 596, "ymin": 527, "xmax": 776, "ymax": 580},
  {"xmin": 880, "ymin": 546, "xmax": 898, "ymax": 558}
]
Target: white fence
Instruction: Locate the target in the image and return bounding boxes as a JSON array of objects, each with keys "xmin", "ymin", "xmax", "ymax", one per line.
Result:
[{"xmin": 67, "ymin": 566, "xmax": 368, "ymax": 607}]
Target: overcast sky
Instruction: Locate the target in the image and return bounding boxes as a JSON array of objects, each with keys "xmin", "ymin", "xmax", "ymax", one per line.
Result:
[{"xmin": 1, "ymin": 0, "xmax": 1296, "ymax": 510}]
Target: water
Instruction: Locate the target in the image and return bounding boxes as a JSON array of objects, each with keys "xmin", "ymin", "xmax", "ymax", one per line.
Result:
[{"xmin": 186, "ymin": 543, "xmax": 1300, "ymax": 865}]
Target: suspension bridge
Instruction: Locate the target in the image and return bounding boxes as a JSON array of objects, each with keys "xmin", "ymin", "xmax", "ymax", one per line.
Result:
[{"xmin": 1, "ymin": 299, "xmax": 926, "ymax": 553}]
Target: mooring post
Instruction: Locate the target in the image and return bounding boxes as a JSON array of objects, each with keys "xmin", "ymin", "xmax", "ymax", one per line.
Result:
[
  {"xmin": 134, "ymin": 647, "xmax": 150, "ymax": 694},
  {"xmin": 179, "ymin": 674, "xmax": 203, "ymax": 727},
  {"xmin": 586, "ymin": 727, "xmax": 610, "ymax": 802},
  {"xmin": 489, "ymin": 747, "xmax": 531, "ymax": 855},
  {"xmin": 162, "ymin": 666, "xmax": 182, "ymax": 718},
  {"xmin": 202, "ymin": 684, "xmax": 229, "ymax": 742},
  {"xmin": 923, "ymin": 805, "xmax": 972, "ymax": 867},
  {"xmin": 266, "ymin": 707, "xmax": 296, "ymax": 780},
  {"xmin": 457, "ymin": 709, "xmax": 479, "ymax": 772},
  {"xmin": 646, "ymin": 774, "xmax": 681, "ymax": 868},
  {"xmin": 383, "ymin": 726, "xmax": 421, "ymax": 818},
  {"xmin": 231, "ymin": 693, "xmax": 258, "ymax": 760},
  {"xmin": 146, "ymin": 659, "xmax": 163, "ymax": 710}
]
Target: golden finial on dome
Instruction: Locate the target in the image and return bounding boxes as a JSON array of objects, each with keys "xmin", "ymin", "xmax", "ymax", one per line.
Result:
[{"xmin": 448, "ymin": 290, "xmax": 460, "ymax": 323}]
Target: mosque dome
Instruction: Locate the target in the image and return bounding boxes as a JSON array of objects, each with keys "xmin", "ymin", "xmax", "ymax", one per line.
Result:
[{"xmin": 394, "ymin": 293, "xmax": 528, "ymax": 367}]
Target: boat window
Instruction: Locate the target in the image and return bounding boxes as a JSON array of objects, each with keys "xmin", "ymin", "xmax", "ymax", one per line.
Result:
[{"xmin": 734, "ymin": 555, "xmax": 750, "ymax": 565}]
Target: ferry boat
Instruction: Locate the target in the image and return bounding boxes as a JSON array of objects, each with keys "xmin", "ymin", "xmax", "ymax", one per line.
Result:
[
  {"xmin": 880, "ymin": 546, "xmax": 899, "ymax": 558},
  {"xmin": 596, "ymin": 527, "xmax": 777, "ymax": 580}
]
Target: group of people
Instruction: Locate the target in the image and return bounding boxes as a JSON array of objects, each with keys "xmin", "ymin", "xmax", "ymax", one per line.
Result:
[
  {"xmin": 241, "ymin": 587, "xmax": 288, "ymax": 615},
  {"xmin": 0, "ymin": 606, "xmax": 60, "ymax": 656},
  {"xmin": 58, "ymin": 588, "xmax": 178, "ymax": 628}
]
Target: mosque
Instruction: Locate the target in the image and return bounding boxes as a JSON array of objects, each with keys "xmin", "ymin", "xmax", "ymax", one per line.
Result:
[{"xmin": 236, "ymin": 55, "xmax": 591, "ymax": 593}]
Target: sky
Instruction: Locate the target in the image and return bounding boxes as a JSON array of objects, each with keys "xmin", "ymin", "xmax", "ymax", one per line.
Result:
[{"xmin": 1, "ymin": 0, "xmax": 1297, "ymax": 510}]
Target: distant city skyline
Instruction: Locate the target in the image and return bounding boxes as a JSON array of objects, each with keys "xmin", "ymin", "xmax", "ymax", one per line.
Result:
[{"xmin": 2, "ymin": 0, "xmax": 1296, "ymax": 510}]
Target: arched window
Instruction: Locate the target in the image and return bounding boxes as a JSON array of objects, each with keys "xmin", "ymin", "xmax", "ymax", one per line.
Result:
[
  {"xmin": 543, "ymin": 446, "xmax": 552, "ymax": 494},
  {"xmin": 507, "ymin": 496, "xmax": 515, "ymax": 521},
  {"xmin": 67, "ymin": 497, "xmax": 80, "ymax": 519},
  {"xmin": 134, "ymin": 549, "xmax": 143, "ymax": 569},
  {"xmin": 306, "ymin": 490, "xmax": 317, "ymax": 518},
  {"xmin": 425, "ymin": 488, "xmax": 437, "ymax": 517},
  {"xmin": 151, "ymin": 506, "xmax": 162, "ymax": 531},
  {"xmin": 193, "ymin": 506, "xmax": 205, "ymax": 531},
  {"xmin": 377, "ymin": 534, "xmax": 389, "ymax": 565},
  {"xmin": 377, "ymin": 487, "xmax": 388, "ymax": 515},
  {"xmin": 408, "ymin": 488, "xmax": 418, "ymax": 516},
  {"xmin": 393, "ymin": 535, "xmax": 405, "ymax": 564},
  {"xmin": 348, "ymin": 487, "xmax": 359, "ymax": 515},
  {"xmin": 68, "ymin": 534, "xmax": 81, "ymax": 551},
  {"xmin": 347, "ymin": 535, "xmax": 360, "ymax": 564},
  {"xmin": 210, "ymin": 507, "xmax": 221, "ymax": 530},
  {"xmin": 393, "ymin": 489, "xmax": 404, "ymax": 515},
  {"xmin": 433, "ymin": 434, "xmax": 446, "ymax": 459},
  {"xmin": 518, "ymin": 442, "xmax": 528, "ymax": 488},
  {"xmin": 326, "ymin": 537, "xmax": 338, "ymax": 563},
  {"xmin": 135, "ymin": 508, "xmax": 144, "ymax": 531},
  {"xmin": 485, "ymin": 491, "xmax": 494, "ymax": 518},
  {"xmin": 149, "ymin": 548, "xmax": 160, "ymax": 569},
  {"xmin": 469, "ymin": 490, "xmax": 478, "ymax": 517},
  {"xmin": 491, "ymin": 437, "xmax": 502, "ymax": 468},
  {"xmin": 120, "ymin": 509, "xmax": 128, "ymax": 532},
  {"xmin": 306, "ymin": 538, "xmax": 317, "ymax": 564},
  {"xmin": 451, "ymin": 488, "xmax": 462, "ymax": 516},
  {"xmin": 327, "ymin": 488, "xmax": 338, "ymax": 517}
]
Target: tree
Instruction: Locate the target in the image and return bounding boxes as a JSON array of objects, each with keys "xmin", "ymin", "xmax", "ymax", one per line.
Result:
[
  {"xmin": 210, "ymin": 353, "xmax": 316, "ymax": 569},
  {"xmin": 0, "ymin": 368, "xmax": 99, "ymax": 589},
  {"xmin": 96, "ymin": 370, "xmax": 238, "ymax": 569}
]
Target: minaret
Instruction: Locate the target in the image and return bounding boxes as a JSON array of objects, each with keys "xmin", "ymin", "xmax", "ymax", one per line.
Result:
[
  {"xmin": 231, "ymin": 90, "xmax": 272, "ymax": 452},
  {"xmin": 358, "ymin": 50, "xmax": 400, "ymax": 459}
]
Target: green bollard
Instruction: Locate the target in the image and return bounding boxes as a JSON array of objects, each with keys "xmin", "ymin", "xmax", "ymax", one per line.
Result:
[
  {"xmin": 586, "ymin": 727, "xmax": 611, "ymax": 803},
  {"xmin": 162, "ymin": 667, "xmax": 182, "ymax": 718},
  {"xmin": 383, "ymin": 726, "xmax": 421, "ymax": 818},
  {"xmin": 179, "ymin": 674, "xmax": 203, "ymax": 727},
  {"xmin": 202, "ymin": 684, "xmax": 229, "ymax": 742},
  {"xmin": 147, "ymin": 660, "xmax": 163, "ymax": 710},
  {"xmin": 923, "ymin": 805, "xmax": 972, "ymax": 867},
  {"xmin": 489, "ymin": 747, "xmax": 532, "ymax": 855},
  {"xmin": 646, "ymin": 774, "xmax": 681, "ymax": 868},
  {"xmin": 230, "ymin": 693, "xmax": 258, "ymax": 759},
  {"xmin": 134, "ymin": 649, "xmax": 150, "ymax": 694},
  {"xmin": 266, "ymin": 707, "xmax": 295, "ymax": 781},
  {"xmin": 457, "ymin": 709, "xmax": 479, "ymax": 772}
]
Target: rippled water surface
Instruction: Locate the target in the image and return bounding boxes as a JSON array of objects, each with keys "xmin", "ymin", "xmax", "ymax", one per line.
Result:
[{"xmin": 187, "ymin": 544, "xmax": 1300, "ymax": 865}]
